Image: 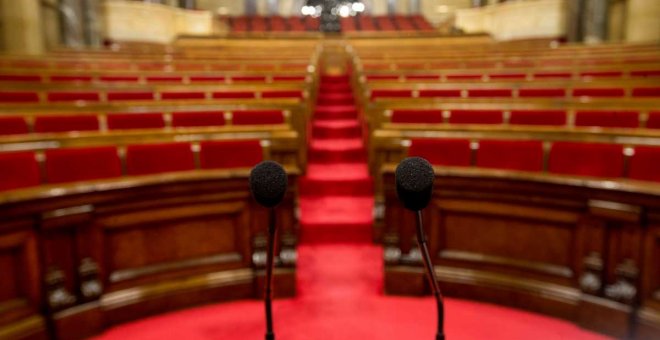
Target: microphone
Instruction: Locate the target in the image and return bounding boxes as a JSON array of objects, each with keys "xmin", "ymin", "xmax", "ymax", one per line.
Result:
[
  {"xmin": 395, "ymin": 157, "xmax": 445, "ymax": 340},
  {"xmin": 249, "ymin": 160, "xmax": 288, "ymax": 340}
]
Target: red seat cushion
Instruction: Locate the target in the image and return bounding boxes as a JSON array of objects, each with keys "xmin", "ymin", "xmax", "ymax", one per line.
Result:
[
  {"xmin": 0, "ymin": 74, "xmax": 41, "ymax": 82},
  {"xmin": 572, "ymin": 88, "xmax": 625, "ymax": 98},
  {"xmin": 50, "ymin": 75, "xmax": 92, "ymax": 82},
  {"xmin": 533, "ymin": 72, "xmax": 572, "ymax": 79},
  {"xmin": 161, "ymin": 91, "xmax": 206, "ymax": 100},
  {"xmin": 647, "ymin": 111, "xmax": 660, "ymax": 129},
  {"xmin": 34, "ymin": 115, "xmax": 99, "ymax": 133},
  {"xmin": 0, "ymin": 91, "xmax": 39, "ymax": 103},
  {"xmin": 370, "ymin": 89, "xmax": 413, "ymax": 100},
  {"xmin": 261, "ymin": 90, "xmax": 303, "ymax": 99},
  {"xmin": 0, "ymin": 151, "xmax": 40, "ymax": 191},
  {"xmin": 171, "ymin": 111, "xmax": 225, "ymax": 127},
  {"xmin": 212, "ymin": 91, "xmax": 255, "ymax": 99},
  {"xmin": 189, "ymin": 75, "xmax": 226, "ymax": 83},
  {"xmin": 199, "ymin": 140, "xmax": 263, "ymax": 169},
  {"xmin": 232, "ymin": 76, "xmax": 266, "ymax": 82},
  {"xmin": 489, "ymin": 73, "xmax": 526, "ymax": 80},
  {"xmin": 518, "ymin": 88, "xmax": 566, "ymax": 98},
  {"xmin": 408, "ymin": 138, "xmax": 472, "ymax": 166},
  {"xmin": 391, "ymin": 109, "xmax": 443, "ymax": 124},
  {"xmin": 125, "ymin": 142, "xmax": 195, "ymax": 175},
  {"xmin": 367, "ymin": 75, "xmax": 399, "ymax": 81},
  {"xmin": 146, "ymin": 76, "xmax": 183, "ymax": 83},
  {"xmin": 99, "ymin": 76, "xmax": 140, "ymax": 83},
  {"xmin": 630, "ymin": 70, "xmax": 660, "ymax": 77},
  {"xmin": 574, "ymin": 111, "xmax": 639, "ymax": 128},
  {"xmin": 449, "ymin": 110, "xmax": 503, "ymax": 125},
  {"xmin": 272, "ymin": 75, "xmax": 306, "ymax": 82},
  {"xmin": 406, "ymin": 75, "xmax": 440, "ymax": 81},
  {"xmin": 446, "ymin": 74, "xmax": 481, "ymax": 80},
  {"xmin": 418, "ymin": 89, "xmax": 461, "ymax": 98},
  {"xmin": 580, "ymin": 71, "xmax": 623, "ymax": 78},
  {"xmin": 548, "ymin": 142, "xmax": 624, "ymax": 178},
  {"xmin": 232, "ymin": 110, "xmax": 284, "ymax": 125},
  {"xmin": 628, "ymin": 146, "xmax": 660, "ymax": 182},
  {"xmin": 467, "ymin": 89, "xmax": 512, "ymax": 98},
  {"xmin": 632, "ymin": 87, "xmax": 660, "ymax": 97},
  {"xmin": 107, "ymin": 113, "xmax": 165, "ymax": 130},
  {"xmin": 0, "ymin": 116, "xmax": 29, "ymax": 135},
  {"xmin": 476, "ymin": 140, "xmax": 544, "ymax": 172},
  {"xmin": 47, "ymin": 92, "xmax": 100, "ymax": 102},
  {"xmin": 45, "ymin": 146, "xmax": 121, "ymax": 184},
  {"xmin": 107, "ymin": 92, "xmax": 154, "ymax": 101},
  {"xmin": 509, "ymin": 110, "xmax": 567, "ymax": 126}
]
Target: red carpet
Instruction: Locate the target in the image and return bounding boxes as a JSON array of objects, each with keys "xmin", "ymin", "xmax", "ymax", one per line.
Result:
[{"xmin": 92, "ymin": 75, "xmax": 612, "ymax": 340}]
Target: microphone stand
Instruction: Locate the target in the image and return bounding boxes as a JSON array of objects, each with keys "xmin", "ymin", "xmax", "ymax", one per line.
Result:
[
  {"xmin": 264, "ymin": 207, "xmax": 276, "ymax": 340},
  {"xmin": 416, "ymin": 210, "xmax": 445, "ymax": 340}
]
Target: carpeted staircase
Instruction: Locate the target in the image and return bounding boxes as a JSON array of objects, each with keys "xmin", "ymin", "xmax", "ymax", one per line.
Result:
[{"xmin": 299, "ymin": 74, "xmax": 374, "ymax": 243}]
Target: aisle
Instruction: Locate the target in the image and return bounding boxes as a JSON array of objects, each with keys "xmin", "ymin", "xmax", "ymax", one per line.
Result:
[
  {"xmin": 299, "ymin": 74, "xmax": 374, "ymax": 243},
  {"xmin": 92, "ymin": 74, "xmax": 611, "ymax": 340}
]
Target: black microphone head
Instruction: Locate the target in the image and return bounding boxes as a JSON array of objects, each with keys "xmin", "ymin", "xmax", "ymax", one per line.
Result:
[
  {"xmin": 249, "ymin": 161, "xmax": 288, "ymax": 208},
  {"xmin": 395, "ymin": 157, "xmax": 435, "ymax": 211}
]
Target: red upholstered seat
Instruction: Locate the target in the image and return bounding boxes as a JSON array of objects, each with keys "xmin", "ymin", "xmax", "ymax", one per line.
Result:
[
  {"xmin": 107, "ymin": 113, "xmax": 165, "ymax": 130},
  {"xmin": 406, "ymin": 75, "xmax": 440, "ymax": 80},
  {"xmin": 34, "ymin": 115, "xmax": 99, "ymax": 133},
  {"xmin": 261, "ymin": 90, "xmax": 303, "ymax": 99},
  {"xmin": 446, "ymin": 74, "xmax": 481, "ymax": 80},
  {"xmin": 273, "ymin": 75, "xmax": 306, "ymax": 82},
  {"xmin": 50, "ymin": 75, "xmax": 92, "ymax": 82},
  {"xmin": 232, "ymin": 76, "xmax": 266, "ymax": 82},
  {"xmin": 476, "ymin": 140, "xmax": 544, "ymax": 172},
  {"xmin": 580, "ymin": 71, "xmax": 623, "ymax": 78},
  {"xmin": 47, "ymin": 92, "xmax": 100, "ymax": 102},
  {"xmin": 199, "ymin": 140, "xmax": 263, "ymax": 169},
  {"xmin": 632, "ymin": 87, "xmax": 660, "ymax": 97},
  {"xmin": 0, "ymin": 151, "xmax": 40, "ymax": 191},
  {"xmin": 172, "ymin": 111, "xmax": 225, "ymax": 127},
  {"xmin": 391, "ymin": 109, "xmax": 443, "ymax": 124},
  {"xmin": 99, "ymin": 76, "xmax": 139, "ymax": 83},
  {"xmin": 0, "ymin": 116, "xmax": 29, "ymax": 135},
  {"xmin": 0, "ymin": 74, "xmax": 41, "ymax": 82},
  {"xmin": 647, "ymin": 111, "xmax": 660, "ymax": 129},
  {"xmin": 548, "ymin": 142, "xmax": 624, "ymax": 178},
  {"xmin": 489, "ymin": 73, "xmax": 526, "ymax": 80},
  {"xmin": 367, "ymin": 75, "xmax": 399, "ymax": 81},
  {"xmin": 0, "ymin": 91, "xmax": 39, "ymax": 103},
  {"xmin": 467, "ymin": 89, "xmax": 512, "ymax": 98},
  {"xmin": 628, "ymin": 146, "xmax": 660, "ymax": 182},
  {"xmin": 370, "ymin": 89, "xmax": 413, "ymax": 100},
  {"xmin": 449, "ymin": 110, "xmax": 503, "ymax": 125},
  {"xmin": 518, "ymin": 89, "xmax": 566, "ymax": 98},
  {"xmin": 125, "ymin": 142, "xmax": 195, "ymax": 175},
  {"xmin": 533, "ymin": 72, "xmax": 572, "ymax": 79},
  {"xmin": 418, "ymin": 89, "xmax": 461, "ymax": 98},
  {"xmin": 212, "ymin": 91, "xmax": 255, "ymax": 99},
  {"xmin": 572, "ymin": 88, "xmax": 625, "ymax": 97},
  {"xmin": 509, "ymin": 110, "xmax": 567, "ymax": 126},
  {"xmin": 574, "ymin": 111, "xmax": 639, "ymax": 128},
  {"xmin": 146, "ymin": 76, "xmax": 183, "ymax": 83},
  {"xmin": 630, "ymin": 70, "xmax": 660, "ymax": 77},
  {"xmin": 45, "ymin": 146, "xmax": 121, "ymax": 184},
  {"xmin": 408, "ymin": 138, "xmax": 472, "ymax": 166},
  {"xmin": 189, "ymin": 75, "xmax": 226, "ymax": 83},
  {"xmin": 107, "ymin": 91, "xmax": 154, "ymax": 101},
  {"xmin": 161, "ymin": 91, "xmax": 206, "ymax": 100},
  {"xmin": 232, "ymin": 110, "xmax": 284, "ymax": 125}
]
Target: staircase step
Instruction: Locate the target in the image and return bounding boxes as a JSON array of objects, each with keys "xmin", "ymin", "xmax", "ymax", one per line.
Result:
[
  {"xmin": 315, "ymin": 105, "xmax": 358, "ymax": 120},
  {"xmin": 300, "ymin": 163, "xmax": 373, "ymax": 196},
  {"xmin": 300, "ymin": 196, "xmax": 373, "ymax": 243},
  {"xmin": 312, "ymin": 120, "xmax": 361, "ymax": 139},
  {"xmin": 317, "ymin": 93, "xmax": 355, "ymax": 105},
  {"xmin": 319, "ymin": 85, "xmax": 352, "ymax": 93},
  {"xmin": 320, "ymin": 75, "xmax": 350, "ymax": 83}
]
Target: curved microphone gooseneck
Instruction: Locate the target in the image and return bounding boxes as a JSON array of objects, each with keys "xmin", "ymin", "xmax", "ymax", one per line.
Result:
[
  {"xmin": 395, "ymin": 157, "xmax": 445, "ymax": 340},
  {"xmin": 249, "ymin": 161, "xmax": 288, "ymax": 340}
]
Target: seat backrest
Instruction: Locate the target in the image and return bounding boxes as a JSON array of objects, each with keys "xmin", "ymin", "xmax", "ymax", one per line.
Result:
[
  {"xmin": 449, "ymin": 110, "xmax": 503, "ymax": 125},
  {"xmin": 548, "ymin": 141, "xmax": 624, "ymax": 178},
  {"xmin": 647, "ymin": 111, "xmax": 660, "ymax": 129},
  {"xmin": 171, "ymin": 111, "xmax": 225, "ymax": 128},
  {"xmin": 476, "ymin": 140, "xmax": 544, "ymax": 172},
  {"xmin": 574, "ymin": 110, "xmax": 639, "ymax": 128},
  {"xmin": 408, "ymin": 138, "xmax": 472, "ymax": 166},
  {"xmin": 370, "ymin": 89, "xmax": 413, "ymax": 100},
  {"xmin": 509, "ymin": 110, "xmax": 567, "ymax": 126},
  {"xmin": 232, "ymin": 110, "xmax": 284, "ymax": 125},
  {"xmin": 107, "ymin": 113, "xmax": 165, "ymax": 130},
  {"xmin": 0, "ymin": 151, "xmax": 40, "ymax": 191},
  {"xmin": 391, "ymin": 109, "xmax": 443, "ymax": 124},
  {"xmin": 45, "ymin": 146, "xmax": 121, "ymax": 184},
  {"xmin": 34, "ymin": 115, "xmax": 100, "ymax": 133},
  {"xmin": 125, "ymin": 142, "xmax": 195, "ymax": 175},
  {"xmin": 200, "ymin": 140, "xmax": 263, "ymax": 169},
  {"xmin": 0, "ymin": 116, "xmax": 29, "ymax": 135},
  {"xmin": 628, "ymin": 146, "xmax": 660, "ymax": 182}
]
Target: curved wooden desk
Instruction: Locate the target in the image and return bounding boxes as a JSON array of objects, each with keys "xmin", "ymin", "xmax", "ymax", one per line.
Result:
[
  {"xmin": 380, "ymin": 165, "xmax": 660, "ymax": 339},
  {"xmin": 0, "ymin": 169, "xmax": 299, "ymax": 339}
]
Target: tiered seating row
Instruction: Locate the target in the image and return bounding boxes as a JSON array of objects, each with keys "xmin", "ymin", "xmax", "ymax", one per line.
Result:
[
  {"xmin": 363, "ymin": 69, "xmax": 660, "ymax": 81},
  {"xmin": 341, "ymin": 15, "xmax": 434, "ymax": 32},
  {"xmin": 0, "ymin": 73, "xmax": 309, "ymax": 84},
  {"xmin": 387, "ymin": 108, "xmax": 660, "ymax": 129},
  {"xmin": 407, "ymin": 138, "xmax": 659, "ymax": 182},
  {"xmin": 228, "ymin": 16, "xmax": 320, "ymax": 32},
  {"xmin": 0, "ymin": 139, "xmax": 265, "ymax": 191},
  {"xmin": 0, "ymin": 59, "xmax": 312, "ymax": 71},
  {"xmin": 0, "ymin": 110, "xmax": 288, "ymax": 135}
]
